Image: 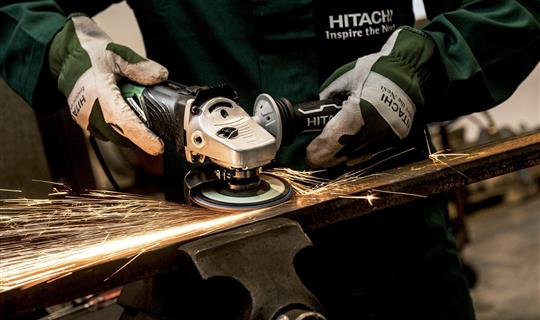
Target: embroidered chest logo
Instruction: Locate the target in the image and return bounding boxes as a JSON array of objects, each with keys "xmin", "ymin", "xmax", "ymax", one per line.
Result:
[{"xmin": 324, "ymin": 9, "xmax": 396, "ymax": 40}]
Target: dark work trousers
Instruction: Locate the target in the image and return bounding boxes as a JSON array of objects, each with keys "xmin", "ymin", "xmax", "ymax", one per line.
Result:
[{"xmin": 296, "ymin": 194, "xmax": 476, "ymax": 320}]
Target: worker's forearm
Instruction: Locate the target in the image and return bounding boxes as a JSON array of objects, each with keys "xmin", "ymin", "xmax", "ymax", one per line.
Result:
[
  {"xmin": 0, "ymin": 1, "xmax": 66, "ymax": 111},
  {"xmin": 54, "ymin": 0, "xmax": 123, "ymax": 17},
  {"xmin": 0, "ymin": 0, "xmax": 120, "ymax": 112},
  {"xmin": 421, "ymin": 0, "xmax": 540, "ymax": 122}
]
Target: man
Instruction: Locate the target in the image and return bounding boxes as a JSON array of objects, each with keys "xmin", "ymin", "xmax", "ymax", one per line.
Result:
[{"xmin": 1, "ymin": 1, "xmax": 538, "ymax": 319}]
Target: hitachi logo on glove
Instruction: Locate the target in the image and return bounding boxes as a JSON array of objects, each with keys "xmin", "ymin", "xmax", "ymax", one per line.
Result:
[
  {"xmin": 69, "ymin": 85, "xmax": 86, "ymax": 117},
  {"xmin": 380, "ymin": 85, "xmax": 412, "ymax": 129},
  {"xmin": 362, "ymin": 72, "xmax": 416, "ymax": 139}
]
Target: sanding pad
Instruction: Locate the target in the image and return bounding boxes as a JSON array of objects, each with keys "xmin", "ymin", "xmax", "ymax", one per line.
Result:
[{"xmin": 190, "ymin": 174, "xmax": 292, "ymax": 211}]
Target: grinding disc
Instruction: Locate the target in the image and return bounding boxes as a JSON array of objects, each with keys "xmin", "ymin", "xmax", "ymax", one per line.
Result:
[{"xmin": 190, "ymin": 174, "xmax": 292, "ymax": 211}]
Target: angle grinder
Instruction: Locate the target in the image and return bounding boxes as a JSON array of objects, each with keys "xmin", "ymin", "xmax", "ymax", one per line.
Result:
[{"xmin": 121, "ymin": 81, "xmax": 342, "ymax": 211}]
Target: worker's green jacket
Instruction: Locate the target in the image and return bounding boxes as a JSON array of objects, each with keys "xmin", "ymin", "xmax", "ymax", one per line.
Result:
[
  {"xmin": 1, "ymin": 1, "xmax": 539, "ymax": 319},
  {"xmin": 1, "ymin": 0, "xmax": 538, "ymax": 167}
]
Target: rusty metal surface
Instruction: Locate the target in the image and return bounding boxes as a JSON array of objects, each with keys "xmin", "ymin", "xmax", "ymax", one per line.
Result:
[
  {"xmin": 1, "ymin": 131, "xmax": 539, "ymax": 317},
  {"xmin": 286, "ymin": 130, "xmax": 540, "ymax": 230}
]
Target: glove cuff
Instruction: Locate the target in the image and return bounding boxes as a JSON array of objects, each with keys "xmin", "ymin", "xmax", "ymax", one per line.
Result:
[
  {"xmin": 48, "ymin": 13, "xmax": 92, "ymax": 94},
  {"xmin": 371, "ymin": 26, "xmax": 437, "ymax": 109}
]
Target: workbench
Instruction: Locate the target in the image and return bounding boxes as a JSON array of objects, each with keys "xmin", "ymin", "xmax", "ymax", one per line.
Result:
[{"xmin": 1, "ymin": 130, "xmax": 538, "ymax": 319}]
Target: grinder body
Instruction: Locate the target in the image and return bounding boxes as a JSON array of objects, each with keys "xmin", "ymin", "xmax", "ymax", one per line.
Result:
[
  {"xmin": 120, "ymin": 81, "xmax": 342, "ymax": 210},
  {"xmin": 121, "ymin": 82, "xmax": 277, "ymax": 170}
]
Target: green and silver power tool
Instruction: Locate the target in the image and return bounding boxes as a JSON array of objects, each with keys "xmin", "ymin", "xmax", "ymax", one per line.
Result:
[{"xmin": 121, "ymin": 81, "xmax": 342, "ymax": 211}]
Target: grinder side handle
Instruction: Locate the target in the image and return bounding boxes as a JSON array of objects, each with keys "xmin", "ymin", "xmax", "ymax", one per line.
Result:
[
  {"xmin": 253, "ymin": 94, "xmax": 344, "ymax": 147},
  {"xmin": 290, "ymin": 99, "xmax": 343, "ymax": 134}
]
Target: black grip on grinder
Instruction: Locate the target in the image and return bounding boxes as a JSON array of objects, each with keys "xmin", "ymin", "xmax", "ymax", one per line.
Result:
[
  {"xmin": 120, "ymin": 81, "xmax": 192, "ymax": 153},
  {"xmin": 120, "ymin": 81, "xmax": 238, "ymax": 154},
  {"xmin": 274, "ymin": 97, "xmax": 343, "ymax": 146}
]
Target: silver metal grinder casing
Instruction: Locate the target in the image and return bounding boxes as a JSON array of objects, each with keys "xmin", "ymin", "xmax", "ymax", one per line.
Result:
[{"xmin": 184, "ymin": 97, "xmax": 278, "ymax": 170}]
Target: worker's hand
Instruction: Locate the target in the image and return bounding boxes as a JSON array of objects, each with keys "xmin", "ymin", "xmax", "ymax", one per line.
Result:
[
  {"xmin": 48, "ymin": 14, "xmax": 169, "ymax": 155},
  {"xmin": 306, "ymin": 27, "xmax": 436, "ymax": 168}
]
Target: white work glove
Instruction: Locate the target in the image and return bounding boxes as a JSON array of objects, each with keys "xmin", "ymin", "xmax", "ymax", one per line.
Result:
[
  {"xmin": 49, "ymin": 14, "xmax": 169, "ymax": 155},
  {"xmin": 307, "ymin": 27, "xmax": 436, "ymax": 168}
]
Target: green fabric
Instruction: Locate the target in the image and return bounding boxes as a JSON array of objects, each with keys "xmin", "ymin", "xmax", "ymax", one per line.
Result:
[
  {"xmin": 319, "ymin": 60, "xmax": 356, "ymax": 92},
  {"xmin": 120, "ymin": 82, "xmax": 146, "ymax": 99},
  {"xmin": 47, "ymin": 14, "xmax": 154, "ymax": 146},
  {"xmin": 2, "ymin": 0, "xmax": 538, "ymax": 167},
  {"xmin": 106, "ymin": 43, "xmax": 146, "ymax": 64},
  {"xmin": 319, "ymin": 26, "xmax": 436, "ymax": 112},
  {"xmin": 421, "ymin": 0, "xmax": 540, "ymax": 122},
  {"xmin": 48, "ymin": 18, "xmax": 92, "ymax": 95},
  {"xmin": 372, "ymin": 27, "xmax": 436, "ymax": 110},
  {"xmin": 54, "ymin": 1, "xmax": 119, "ymax": 17},
  {"xmin": 300, "ymin": 195, "xmax": 475, "ymax": 319},
  {"xmin": 127, "ymin": 0, "xmax": 319, "ymax": 169},
  {"xmin": 3, "ymin": 0, "xmax": 536, "ymax": 317},
  {"xmin": 0, "ymin": 1, "xmax": 66, "ymax": 111}
]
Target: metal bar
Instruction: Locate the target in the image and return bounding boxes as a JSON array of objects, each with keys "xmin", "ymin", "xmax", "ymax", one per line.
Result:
[
  {"xmin": 1, "ymin": 130, "xmax": 539, "ymax": 318},
  {"xmin": 286, "ymin": 130, "xmax": 540, "ymax": 230}
]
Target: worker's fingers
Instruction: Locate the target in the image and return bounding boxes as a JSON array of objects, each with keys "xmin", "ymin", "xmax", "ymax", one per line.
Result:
[
  {"xmin": 98, "ymin": 74, "xmax": 164, "ymax": 155},
  {"xmin": 334, "ymin": 102, "xmax": 400, "ymax": 166},
  {"xmin": 107, "ymin": 43, "xmax": 169, "ymax": 85},
  {"xmin": 319, "ymin": 52, "xmax": 380, "ymax": 100},
  {"xmin": 306, "ymin": 96, "xmax": 365, "ymax": 168},
  {"xmin": 319, "ymin": 69, "xmax": 353, "ymax": 100}
]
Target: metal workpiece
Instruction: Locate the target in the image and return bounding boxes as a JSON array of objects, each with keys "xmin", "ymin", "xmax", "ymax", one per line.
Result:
[
  {"xmin": 282, "ymin": 130, "xmax": 540, "ymax": 230},
  {"xmin": 118, "ymin": 218, "xmax": 325, "ymax": 320},
  {"xmin": 1, "ymin": 131, "xmax": 539, "ymax": 318}
]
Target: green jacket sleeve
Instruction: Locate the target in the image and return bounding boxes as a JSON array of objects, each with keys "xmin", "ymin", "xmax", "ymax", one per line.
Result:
[
  {"xmin": 421, "ymin": 0, "xmax": 539, "ymax": 122},
  {"xmin": 0, "ymin": 1, "xmax": 120, "ymax": 112},
  {"xmin": 54, "ymin": 0, "xmax": 122, "ymax": 17},
  {"xmin": 0, "ymin": 1, "xmax": 66, "ymax": 112}
]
